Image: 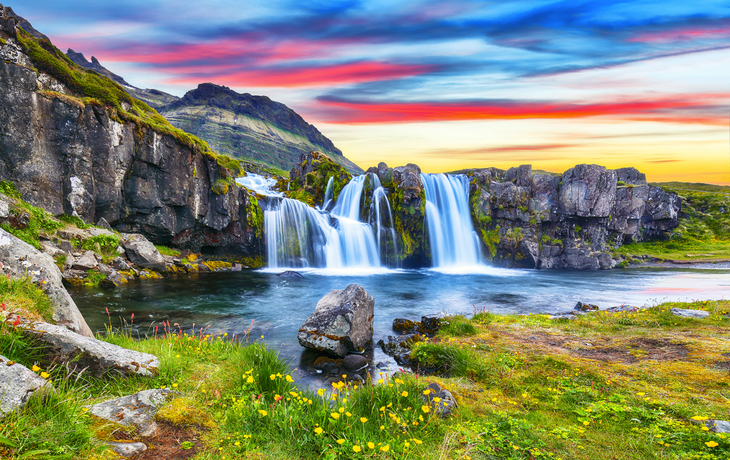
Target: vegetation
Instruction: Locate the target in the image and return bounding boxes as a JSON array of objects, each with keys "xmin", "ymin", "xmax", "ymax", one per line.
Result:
[
  {"xmin": 615, "ymin": 183, "xmax": 730, "ymax": 263},
  {"xmin": 0, "ymin": 182, "xmax": 63, "ymax": 250},
  {"xmin": 155, "ymin": 244, "xmax": 181, "ymax": 257},
  {"xmin": 2, "ymin": 278, "xmax": 729, "ymax": 459}
]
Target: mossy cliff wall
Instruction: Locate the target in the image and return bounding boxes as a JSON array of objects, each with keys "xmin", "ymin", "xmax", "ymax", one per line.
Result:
[
  {"xmin": 0, "ymin": 18, "xmax": 262, "ymax": 256},
  {"xmin": 288, "ymin": 151, "xmax": 353, "ymax": 207}
]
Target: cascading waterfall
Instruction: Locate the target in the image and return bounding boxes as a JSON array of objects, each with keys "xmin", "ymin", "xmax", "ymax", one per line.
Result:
[
  {"xmin": 421, "ymin": 173, "xmax": 482, "ymax": 267},
  {"xmin": 239, "ymin": 173, "xmax": 398, "ymax": 269}
]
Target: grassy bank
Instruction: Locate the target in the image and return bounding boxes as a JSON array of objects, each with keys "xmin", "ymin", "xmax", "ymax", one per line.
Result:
[
  {"xmin": 615, "ymin": 183, "xmax": 730, "ymax": 263},
  {"xmin": 1, "ymin": 276, "xmax": 729, "ymax": 459}
]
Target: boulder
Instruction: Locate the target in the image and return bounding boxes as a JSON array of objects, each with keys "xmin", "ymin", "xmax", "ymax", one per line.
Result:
[
  {"xmin": 424, "ymin": 382, "xmax": 457, "ymax": 417},
  {"xmin": 0, "ymin": 229, "xmax": 92, "ymax": 336},
  {"xmin": 298, "ymin": 284, "xmax": 374, "ymax": 357},
  {"xmin": 342, "ymin": 354, "xmax": 368, "ymax": 372},
  {"xmin": 0, "ymin": 355, "xmax": 51, "ymax": 417},
  {"xmin": 21, "ymin": 321, "xmax": 159, "ymax": 377},
  {"xmin": 559, "ymin": 164, "xmax": 617, "ymax": 218},
  {"xmin": 277, "ymin": 270, "xmax": 305, "ymax": 279},
  {"xmin": 706, "ymin": 420, "xmax": 730, "ymax": 433},
  {"xmin": 87, "ymin": 388, "xmax": 176, "ymax": 437},
  {"xmin": 107, "ymin": 442, "xmax": 147, "ymax": 458},
  {"xmin": 96, "ymin": 217, "xmax": 113, "ymax": 231},
  {"xmin": 99, "ymin": 270, "xmax": 123, "ymax": 288},
  {"xmin": 39, "ymin": 240, "xmax": 65, "ymax": 257},
  {"xmin": 670, "ymin": 308, "xmax": 709, "ymax": 319},
  {"xmin": 88, "ymin": 227, "xmax": 114, "ymax": 238},
  {"xmin": 72, "ymin": 250, "xmax": 98, "ymax": 270},
  {"xmin": 122, "ymin": 233, "xmax": 166, "ymax": 271}
]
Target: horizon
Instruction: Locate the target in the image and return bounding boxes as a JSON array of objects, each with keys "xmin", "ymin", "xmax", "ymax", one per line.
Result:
[{"xmin": 12, "ymin": 1, "xmax": 730, "ymax": 185}]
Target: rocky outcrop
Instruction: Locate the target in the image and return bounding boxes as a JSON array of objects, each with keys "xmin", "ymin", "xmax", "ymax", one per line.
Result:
[
  {"xmin": 298, "ymin": 284, "xmax": 375, "ymax": 357},
  {"xmin": 0, "ymin": 24, "xmax": 263, "ymax": 258},
  {"xmin": 466, "ymin": 164, "xmax": 680, "ymax": 269},
  {"xmin": 288, "ymin": 151, "xmax": 353, "ymax": 207},
  {"xmin": 22, "ymin": 321, "xmax": 159, "ymax": 377},
  {"xmin": 0, "ymin": 354, "xmax": 51, "ymax": 417},
  {"xmin": 159, "ymin": 83, "xmax": 363, "ymax": 174},
  {"xmin": 0, "ymin": 228, "xmax": 92, "ymax": 336},
  {"xmin": 121, "ymin": 233, "xmax": 166, "ymax": 271},
  {"xmin": 367, "ymin": 162, "xmax": 427, "ymax": 267}
]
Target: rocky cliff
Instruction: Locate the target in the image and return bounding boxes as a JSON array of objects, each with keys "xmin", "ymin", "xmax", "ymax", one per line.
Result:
[
  {"xmin": 159, "ymin": 83, "xmax": 364, "ymax": 175},
  {"xmin": 0, "ymin": 10, "xmax": 263, "ymax": 258},
  {"xmin": 465, "ymin": 164, "xmax": 680, "ymax": 269}
]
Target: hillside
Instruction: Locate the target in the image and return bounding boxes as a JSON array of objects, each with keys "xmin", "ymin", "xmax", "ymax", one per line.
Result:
[{"xmin": 158, "ymin": 83, "xmax": 363, "ymax": 174}]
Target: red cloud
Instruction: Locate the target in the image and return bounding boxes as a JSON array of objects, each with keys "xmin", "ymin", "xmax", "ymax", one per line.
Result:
[
  {"xmin": 313, "ymin": 94, "xmax": 729, "ymax": 124},
  {"xmin": 167, "ymin": 61, "xmax": 436, "ymax": 88}
]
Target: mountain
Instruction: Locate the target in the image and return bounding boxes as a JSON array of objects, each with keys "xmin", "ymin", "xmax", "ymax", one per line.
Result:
[
  {"xmin": 158, "ymin": 83, "xmax": 363, "ymax": 174},
  {"xmin": 64, "ymin": 51, "xmax": 363, "ymax": 174}
]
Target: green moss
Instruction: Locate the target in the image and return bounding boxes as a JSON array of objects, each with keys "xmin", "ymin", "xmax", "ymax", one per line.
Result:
[
  {"xmin": 57, "ymin": 214, "xmax": 92, "ymax": 229},
  {"xmin": 0, "ymin": 203, "xmax": 63, "ymax": 250},
  {"xmin": 80, "ymin": 234, "xmax": 120, "ymax": 254},
  {"xmin": 574, "ymin": 225, "xmax": 582, "ymax": 233},
  {"xmin": 211, "ymin": 177, "xmax": 233, "ymax": 195},
  {"xmin": 155, "ymin": 245, "xmax": 181, "ymax": 257},
  {"xmin": 246, "ymin": 195, "xmax": 264, "ymax": 239},
  {"xmin": 0, "ymin": 180, "xmax": 22, "ymax": 200},
  {"xmin": 84, "ymin": 270, "xmax": 107, "ymax": 287}
]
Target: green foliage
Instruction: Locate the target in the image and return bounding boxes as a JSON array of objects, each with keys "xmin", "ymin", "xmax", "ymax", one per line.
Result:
[
  {"xmin": 57, "ymin": 214, "xmax": 91, "ymax": 229},
  {"xmin": 0, "ymin": 203, "xmax": 63, "ymax": 250},
  {"xmin": 574, "ymin": 225, "xmax": 582, "ymax": 233},
  {"xmin": 83, "ymin": 270, "xmax": 107, "ymax": 287},
  {"xmin": 440, "ymin": 315, "xmax": 478, "ymax": 336},
  {"xmin": 154, "ymin": 245, "xmax": 181, "ymax": 257},
  {"xmin": 0, "ymin": 276, "xmax": 54, "ymax": 322},
  {"xmin": 54, "ymin": 254, "xmax": 67, "ymax": 270},
  {"xmin": 211, "ymin": 177, "xmax": 233, "ymax": 195},
  {"xmin": 481, "ymin": 227, "xmax": 501, "ymax": 258},
  {"xmin": 617, "ymin": 180, "xmax": 627, "ymax": 186},
  {"xmin": 246, "ymin": 196, "xmax": 264, "ymax": 238},
  {"xmin": 80, "ymin": 234, "xmax": 120, "ymax": 254},
  {"xmin": 0, "ymin": 180, "xmax": 22, "ymax": 200}
]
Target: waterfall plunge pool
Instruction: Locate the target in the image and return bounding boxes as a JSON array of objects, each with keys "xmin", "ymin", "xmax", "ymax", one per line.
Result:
[{"xmin": 68, "ymin": 265, "xmax": 730, "ymax": 388}]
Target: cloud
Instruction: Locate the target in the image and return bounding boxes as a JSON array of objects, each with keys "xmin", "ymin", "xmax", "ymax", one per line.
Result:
[{"xmin": 313, "ymin": 93, "xmax": 730, "ymax": 124}]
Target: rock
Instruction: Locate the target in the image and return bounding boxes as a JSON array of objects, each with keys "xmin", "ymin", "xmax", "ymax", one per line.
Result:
[
  {"xmin": 670, "ymin": 308, "xmax": 709, "ymax": 319},
  {"xmin": 99, "ymin": 270, "xmax": 122, "ymax": 288},
  {"xmin": 58, "ymin": 240, "xmax": 74, "ymax": 253},
  {"xmin": 8, "ymin": 209, "xmax": 29, "ymax": 228},
  {"xmin": 343, "ymin": 354, "xmax": 368, "ymax": 372},
  {"xmin": 122, "ymin": 233, "xmax": 166, "ymax": 271},
  {"xmin": 0, "ymin": 355, "xmax": 51, "ymax": 416},
  {"xmin": 111, "ymin": 256, "xmax": 131, "ymax": 271},
  {"xmin": 96, "ymin": 217, "xmax": 113, "ymax": 231},
  {"xmin": 706, "ymin": 420, "xmax": 730, "ymax": 433},
  {"xmin": 378, "ymin": 334, "xmax": 422, "ymax": 366},
  {"xmin": 72, "ymin": 250, "xmax": 98, "ymax": 270},
  {"xmin": 298, "ymin": 284, "xmax": 375, "ymax": 357},
  {"xmin": 391, "ymin": 316, "xmax": 441, "ymax": 335},
  {"xmin": 232, "ymin": 263, "xmax": 242, "ymax": 271},
  {"xmin": 0, "ymin": 197, "xmax": 8, "ymax": 218},
  {"xmin": 62, "ymin": 269, "xmax": 87, "ymax": 284},
  {"xmin": 574, "ymin": 302, "xmax": 600, "ymax": 312},
  {"xmin": 106, "ymin": 442, "xmax": 147, "ymax": 458},
  {"xmin": 197, "ymin": 262, "xmax": 210, "ymax": 272},
  {"xmin": 22, "ymin": 321, "xmax": 159, "ymax": 377},
  {"xmin": 392, "ymin": 318, "xmax": 418, "ymax": 334},
  {"xmin": 39, "ymin": 240, "xmax": 65, "ymax": 257},
  {"xmin": 88, "ymin": 388, "xmax": 175, "ymax": 434},
  {"xmin": 277, "ymin": 270, "xmax": 305, "ymax": 279},
  {"xmin": 0, "ymin": 229, "xmax": 92, "ymax": 336},
  {"xmin": 57, "ymin": 227, "xmax": 88, "ymax": 242},
  {"xmin": 88, "ymin": 227, "xmax": 114, "ymax": 238},
  {"xmin": 424, "ymin": 382, "xmax": 457, "ymax": 417}
]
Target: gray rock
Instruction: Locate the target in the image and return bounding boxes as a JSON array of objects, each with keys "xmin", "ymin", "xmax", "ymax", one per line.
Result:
[
  {"xmin": 88, "ymin": 388, "xmax": 174, "ymax": 430},
  {"xmin": 121, "ymin": 233, "xmax": 166, "ymax": 271},
  {"xmin": 99, "ymin": 270, "xmax": 122, "ymax": 288},
  {"xmin": 232, "ymin": 263, "xmax": 242, "ymax": 271},
  {"xmin": 22, "ymin": 321, "xmax": 159, "ymax": 377},
  {"xmin": 298, "ymin": 284, "xmax": 374, "ymax": 357},
  {"xmin": 0, "ymin": 355, "xmax": 51, "ymax": 417},
  {"xmin": 670, "ymin": 308, "xmax": 709, "ymax": 319},
  {"xmin": 61, "ymin": 269, "xmax": 86, "ymax": 284},
  {"xmin": 425, "ymin": 382, "xmax": 457, "ymax": 417},
  {"xmin": 0, "ymin": 196, "xmax": 8, "ymax": 219},
  {"xmin": 73, "ymin": 250, "xmax": 98, "ymax": 270},
  {"xmin": 58, "ymin": 240, "xmax": 74, "ymax": 253},
  {"xmin": 39, "ymin": 240, "xmax": 65, "ymax": 257},
  {"xmin": 706, "ymin": 420, "xmax": 730, "ymax": 433},
  {"xmin": 560, "ymin": 164, "xmax": 617, "ymax": 218},
  {"xmin": 96, "ymin": 217, "xmax": 113, "ymax": 231},
  {"xmin": 106, "ymin": 442, "xmax": 147, "ymax": 458},
  {"xmin": 277, "ymin": 270, "xmax": 304, "ymax": 279},
  {"xmin": 88, "ymin": 227, "xmax": 114, "ymax": 238},
  {"xmin": 0, "ymin": 229, "xmax": 92, "ymax": 336},
  {"xmin": 57, "ymin": 227, "xmax": 88, "ymax": 242},
  {"xmin": 343, "ymin": 354, "xmax": 368, "ymax": 372},
  {"xmin": 111, "ymin": 256, "xmax": 130, "ymax": 271}
]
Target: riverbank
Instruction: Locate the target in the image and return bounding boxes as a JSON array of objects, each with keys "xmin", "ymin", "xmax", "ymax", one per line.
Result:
[{"xmin": 1, "ymin": 274, "xmax": 728, "ymax": 459}]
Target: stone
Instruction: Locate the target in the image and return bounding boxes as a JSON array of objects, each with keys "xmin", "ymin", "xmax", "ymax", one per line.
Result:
[
  {"xmin": 574, "ymin": 302, "xmax": 600, "ymax": 312},
  {"xmin": 277, "ymin": 270, "xmax": 305, "ymax": 279},
  {"xmin": 39, "ymin": 240, "xmax": 65, "ymax": 257},
  {"xmin": 670, "ymin": 308, "xmax": 709, "ymax": 319},
  {"xmin": 392, "ymin": 318, "xmax": 418, "ymax": 334},
  {"xmin": 0, "ymin": 355, "xmax": 51, "ymax": 416},
  {"xmin": 106, "ymin": 442, "xmax": 147, "ymax": 458},
  {"xmin": 8, "ymin": 209, "xmax": 29, "ymax": 228},
  {"xmin": 424, "ymin": 382, "xmax": 457, "ymax": 417},
  {"xmin": 0, "ymin": 229, "xmax": 92, "ymax": 336},
  {"xmin": 121, "ymin": 233, "xmax": 166, "ymax": 271},
  {"xmin": 88, "ymin": 227, "xmax": 114, "ymax": 238},
  {"xmin": 62, "ymin": 269, "xmax": 86, "ymax": 284},
  {"xmin": 232, "ymin": 263, "xmax": 242, "ymax": 271},
  {"xmin": 96, "ymin": 217, "xmax": 113, "ymax": 231},
  {"xmin": 58, "ymin": 240, "xmax": 74, "ymax": 253},
  {"xmin": 706, "ymin": 420, "xmax": 730, "ymax": 433},
  {"xmin": 0, "ymin": 196, "xmax": 8, "ymax": 218},
  {"xmin": 57, "ymin": 227, "xmax": 88, "ymax": 242},
  {"xmin": 88, "ymin": 388, "xmax": 175, "ymax": 429},
  {"xmin": 298, "ymin": 284, "xmax": 375, "ymax": 357},
  {"xmin": 72, "ymin": 250, "xmax": 98, "ymax": 270},
  {"xmin": 343, "ymin": 354, "xmax": 368, "ymax": 372},
  {"xmin": 111, "ymin": 256, "xmax": 131, "ymax": 271},
  {"xmin": 22, "ymin": 321, "xmax": 159, "ymax": 377},
  {"xmin": 99, "ymin": 270, "xmax": 122, "ymax": 288}
]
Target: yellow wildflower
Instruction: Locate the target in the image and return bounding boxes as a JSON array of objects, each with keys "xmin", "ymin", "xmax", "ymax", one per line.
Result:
[
  {"xmin": 421, "ymin": 405, "xmax": 430, "ymax": 413},
  {"xmin": 402, "ymin": 391, "xmax": 409, "ymax": 397},
  {"xmin": 318, "ymin": 388, "xmax": 325, "ymax": 396},
  {"xmin": 331, "ymin": 412, "xmax": 340, "ymax": 419},
  {"xmin": 40, "ymin": 372, "xmax": 50, "ymax": 379},
  {"xmin": 337, "ymin": 439, "xmax": 345, "ymax": 445},
  {"xmin": 368, "ymin": 442, "xmax": 375, "ymax": 449},
  {"xmin": 285, "ymin": 375, "xmax": 294, "ymax": 382},
  {"xmin": 32, "ymin": 365, "xmax": 40, "ymax": 372},
  {"xmin": 314, "ymin": 427, "xmax": 323, "ymax": 434},
  {"xmin": 353, "ymin": 445, "xmax": 361, "ymax": 452},
  {"xmin": 246, "ymin": 376, "xmax": 254, "ymax": 384},
  {"xmin": 258, "ymin": 410, "xmax": 267, "ymax": 417},
  {"xmin": 360, "ymin": 417, "xmax": 368, "ymax": 423},
  {"xmin": 706, "ymin": 441, "xmax": 719, "ymax": 447}
]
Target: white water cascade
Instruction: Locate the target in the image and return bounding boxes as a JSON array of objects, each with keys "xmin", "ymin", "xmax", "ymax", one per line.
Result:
[
  {"xmin": 421, "ymin": 173, "xmax": 482, "ymax": 268},
  {"xmin": 239, "ymin": 173, "xmax": 398, "ymax": 270}
]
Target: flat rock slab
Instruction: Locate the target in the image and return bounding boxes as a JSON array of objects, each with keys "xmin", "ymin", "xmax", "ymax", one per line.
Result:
[
  {"xmin": 88, "ymin": 388, "xmax": 175, "ymax": 432},
  {"xmin": 107, "ymin": 442, "xmax": 147, "ymax": 457},
  {"xmin": 670, "ymin": 308, "xmax": 709, "ymax": 319},
  {"xmin": 22, "ymin": 321, "xmax": 159, "ymax": 377},
  {"xmin": 298, "ymin": 284, "xmax": 374, "ymax": 357},
  {"xmin": 0, "ymin": 354, "xmax": 51, "ymax": 416},
  {"xmin": 706, "ymin": 420, "xmax": 730, "ymax": 433},
  {"xmin": 73, "ymin": 250, "xmax": 98, "ymax": 270}
]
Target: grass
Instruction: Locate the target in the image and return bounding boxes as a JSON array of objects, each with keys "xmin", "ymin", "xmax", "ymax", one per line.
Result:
[
  {"xmin": 2, "ymin": 275, "xmax": 729, "ymax": 459},
  {"xmin": 615, "ymin": 184, "xmax": 730, "ymax": 263},
  {"xmin": 155, "ymin": 244, "xmax": 181, "ymax": 257}
]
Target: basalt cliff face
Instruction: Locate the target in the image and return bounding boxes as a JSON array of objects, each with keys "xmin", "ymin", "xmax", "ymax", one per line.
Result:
[{"xmin": 0, "ymin": 10, "xmax": 262, "ymax": 258}]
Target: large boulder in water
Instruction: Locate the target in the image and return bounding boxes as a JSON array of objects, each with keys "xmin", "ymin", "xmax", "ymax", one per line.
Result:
[{"xmin": 298, "ymin": 284, "xmax": 374, "ymax": 357}]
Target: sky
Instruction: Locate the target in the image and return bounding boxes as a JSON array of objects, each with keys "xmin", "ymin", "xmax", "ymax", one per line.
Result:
[{"xmin": 15, "ymin": 0, "xmax": 730, "ymax": 184}]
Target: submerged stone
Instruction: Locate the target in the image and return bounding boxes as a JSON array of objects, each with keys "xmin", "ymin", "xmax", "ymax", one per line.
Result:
[{"xmin": 298, "ymin": 284, "xmax": 374, "ymax": 357}]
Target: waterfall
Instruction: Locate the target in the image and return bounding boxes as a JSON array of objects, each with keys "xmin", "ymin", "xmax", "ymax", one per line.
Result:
[
  {"xmin": 241, "ymin": 173, "xmax": 396, "ymax": 270},
  {"xmin": 421, "ymin": 173, "xmax": 482, "ymax": 267}
]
